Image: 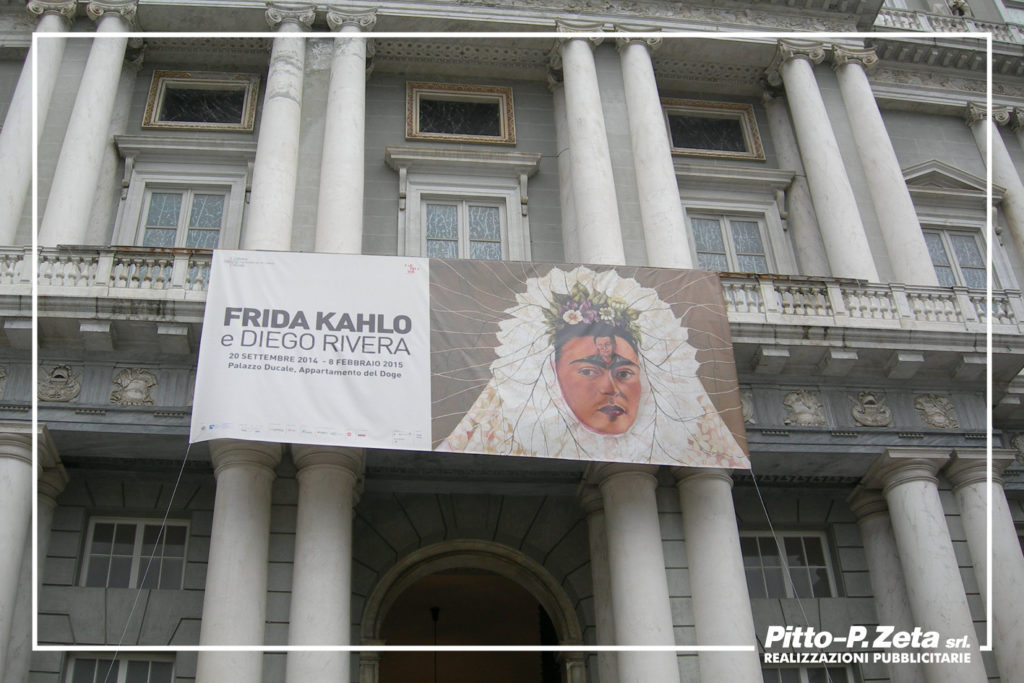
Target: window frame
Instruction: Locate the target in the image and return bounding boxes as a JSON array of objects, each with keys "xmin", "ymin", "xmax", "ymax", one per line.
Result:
[
  {"xmin": 406, "ymin": 82, "xmax": 516, "ymax": 145},
  {"xmin": 421, "ymin": 196, "xmax": 509, "ymax": 260},
  {"xmin": 740, "ymin": 531, "xmax": 838, "ymax": 600},
  {"xmin": 138, "ymin": 186, "xmax": 230, "ymax": 250},
  {"xmin": 922, "ymin": 226, "xmax": 996, "ymax": 290},
  {"xmin": 143, "ymin": 70, "xmax": 260, "ymax": 132},
  {"xmin": 67, "ymin": 655, "xmax": 175, "ymax": 683},
  {"xmin": 688, "ymin": 212, "xmax": 775, "ymax": 274},
  {"xmin": 79, "ymin": 517, "xmax": 190, "ymax": 590},
  {"xmin": 661, "ymin": 98, "xmax": 765, "ymax": 161}
]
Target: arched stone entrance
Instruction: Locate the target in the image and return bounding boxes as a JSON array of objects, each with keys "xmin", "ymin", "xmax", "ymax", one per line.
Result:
[{"xmin": 359, "ymin": 540, "xmax": 586, "ymax": 683}]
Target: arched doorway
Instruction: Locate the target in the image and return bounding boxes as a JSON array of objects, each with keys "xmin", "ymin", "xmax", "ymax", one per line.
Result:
[{"xmin": 359, "ymin": 540, "xmax": 586, "ymax": 683}]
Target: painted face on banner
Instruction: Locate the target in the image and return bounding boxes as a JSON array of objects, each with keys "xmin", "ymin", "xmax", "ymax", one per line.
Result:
[{"xmin": 555, "ymin": 335, "xmax": 642, "ymax": 435}]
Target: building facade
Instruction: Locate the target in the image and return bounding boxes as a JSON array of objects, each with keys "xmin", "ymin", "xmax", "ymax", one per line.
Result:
[{"xmin": 1, "ymin": 0, "xmax": 1023, "ymax": 682}]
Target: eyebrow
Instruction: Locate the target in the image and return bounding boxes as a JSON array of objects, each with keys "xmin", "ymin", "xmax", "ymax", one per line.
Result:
[{"xmin": 570, "ymin": 354, "xmax": 639, "ymax": 370}]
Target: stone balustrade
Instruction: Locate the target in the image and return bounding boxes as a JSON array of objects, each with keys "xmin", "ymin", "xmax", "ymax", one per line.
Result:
[{"xmin": 875, "ymin": 7, "xmax": 1024, "ymax": 44}]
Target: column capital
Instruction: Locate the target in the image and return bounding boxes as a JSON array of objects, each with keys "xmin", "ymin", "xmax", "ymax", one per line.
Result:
[
  {"xmin": 831, "ymin": 45, "xmax": 879, "ymax": 72},
  {"xmin": 208, "ymin": 438, "xmax": 282, "ymax": 479},
  {"xmin": 265, "ymin": 1, "xmax": 315, "ymax": 31},
  {"xmin": 585, "ymin": 462, "xmax": 659, "ymax": 490},
  {"xmin": 673, "ymin": 466, "xmax": 734, "ymax": 489},
  {"xmin": 863, "ymin": 448, "xmax": 949, "ymax": 492},
  {"xmin": 27, "ymin": 0, "xmax": 77, "ymax": 26},
  {"xmin": 291, "ymin": 444, "xmax": 365, "ymax": 502},
  {"xmin": 1010, "ymin": 107, "xmax": 1024, "ymax": 131},
  {"xmin": 847, "ymin": 486, "xmax": 889, "ymax": 521},
  {"xmin": 576, "ymin": 482, "xmax": 604, "ymax": 516},
  {"xmin": 554, "ymin": 19, "xmax": 606, "ymax": 47},
  {"xmin": 612, "ymin": 27, "xmax": 662, "ymax": 53},
  {"xmin": 326, "ymin": 6, "xmax": 377, "ymax": 31},
  {"xmin": 764, "ymin": 39, "xmax": 826, "ymax": 87},
  {"xmin": 86, "ymin": 0, "xmax": 137, "ymax": 26},
  {"xmin": 946, "ymin": 448, "xmax": 1016, "ymax": 489},
  {"xmin": 965, "ymin": 101, "xmax": 1012, "ymax": 127},
  {"xmin": 0, "ymin": 421, "xmax": 44, "ymax": 467}
]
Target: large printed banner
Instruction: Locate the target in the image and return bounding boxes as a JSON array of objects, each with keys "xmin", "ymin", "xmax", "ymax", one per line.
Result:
[{"xmin": 191, "ymin": 251, "xmax": 750, "ymax": 468}]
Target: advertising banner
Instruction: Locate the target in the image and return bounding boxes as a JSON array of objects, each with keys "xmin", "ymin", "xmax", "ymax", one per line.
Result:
[{"xmin": 192, "ymin": 251, "xmax": 749, "ymax": 468}]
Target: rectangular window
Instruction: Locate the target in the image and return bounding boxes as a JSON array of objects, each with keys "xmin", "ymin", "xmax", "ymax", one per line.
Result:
[
  {"xmin": 662, "ymin": 99, "xmax": 764, "ymax": 160},
  {"xmin": 741, "ymin": 533, "xmax": 835, "ymax": 599},
  {"xmin": 691, "ymin": 215, "xmax": 771, "ymax": 273},
  {"xmin": 406, "ymin": 82, "xmax": 515, "ymax": 144},
  {"xmin": 82, "ymin": 519, "xmax": 188, "ymax": 590},
  {"xmin": 762, "ymin": 667, "xmax": 851, "ymax": 683},
  {"xmin": 425, "ymin": 201, "xmax": 505, "ymax": 260},
  {"xmin": 923, "ymin": 229, "xmax": 992, "ymax": 289},
  {"xmin": 70, "ymin": 658, "xmax": 173, "ymax": 683},
  {"xmin": 140, "ymin": 188, "xmax": 226, "ymax": 249},
  {"xmin": 143, "ymin": 71, "xmax": 259, "ymax": 132}
]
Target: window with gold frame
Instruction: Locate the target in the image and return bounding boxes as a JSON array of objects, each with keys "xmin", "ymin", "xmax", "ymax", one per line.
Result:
[
  {"xmin": 662, "ymin": 98, "xmax": 764, "ymax": 161},
  {"xmin": 406, "ymin": 82, "xmax": 516, "ymax": 145},
  {"xmin": 143, "ymin": 70, "xmax": 259, "ymax": 132}
]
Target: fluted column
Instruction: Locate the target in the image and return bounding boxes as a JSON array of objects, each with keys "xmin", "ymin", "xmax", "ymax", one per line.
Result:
[
  {"xmin": 577, "ymin": 485, "xmax": 618, "ymax": 683},
  {"xmin": 761, "ymin": 88, "xmax": 829, "ymax": 277},
  {"xmin": 766, "ymin": 40, "xmax": 879, "ymax": 281},
  {"xmin": 847, "ymin": 487, "xmax": 925, "ymax": 683},
  {"xmin": 549, "ymin": 71, "xmax": 579, "ymax": 263},
  {"xmin": 675, "ymin": 469, "xmax": 761, "ymax": 683},
  {"xmin": 38, "ymin": 0, "xmax": 136, "ymax": 248},
  {"xmin": 867, "ymin": 450, "xmax": 986, "ymax": 683},
  {"xmin": 195, "ymin": 440, "xmax": 282, "ymax": 683},
  {"xmin": 588, "ymin": 464, "xmax": 679, "ymax": 683},
  {"xmin": 832, "ymin": 46, "xmax": 937, "ymax": 286},
  {"xmin": 0, "ymin": 427, "xmax": 34, "ymax": 676},
  {"xmin": 553, "ymin": 22, "xmax": 625, "ymax": 265},
  {"xmin": 967, "ymin": 103, "xmax": 1024, "ymax": 267},
  {"xmin": 616, "ymin": 33, "xmax": 692, "ymax": 269},
  {"xmin": 314, "ymin": 7, "xmax": 375, "ymax": 254},
  {"xmin": 0, "ymin": 1, "xmax": 75, "ymax": 245},
  {"xmin": 946, "ymin": 449, "xmax": 1024, "ymax": 682},
  {"xmin": 243, "ymin": 2, "xmax": 314, "ymax": 251},
  {"xmin": 285, "ymin": 446, "xmax": 364, "ymax": 683}
]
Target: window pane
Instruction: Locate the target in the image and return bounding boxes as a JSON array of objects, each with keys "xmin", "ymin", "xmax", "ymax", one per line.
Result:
[
  {"xmin": 113, "ymin": 524, "xmax": 136, "ymax": 555},
  {"xmin": 933, "ymin": 265, "xmax": 956, "ymax": 287},
  {"xmin": 126, "ymin": 660, "xmax": 149, "ymax": 683},
  {"xmin": 109, "ymin": 556, "xmax": 132, "ymax": 588},
  {"xmin": 164, "ymin": 526, "xmax": 187, "ymax": 557},
  {"xmin": 468, "ymin": 205, "xmax": 501, "ymax": 241},
  {"xmin": 427, "ymin": 240, "xmax": 458, "ymax": 259},
  {"xmin": 692, "ymin": 218, "xmax": 726, "ymax": 253},
  {"xmin": 72, "ymin": 659, "xmax": 96, "ymax": 683},
  {"xmin": 731, "ymin": 220, "xmax": 765, "ymax": 254},
  {"xmin": 825, "ymin": 667, "xmax": 849, "ymax": 683},
  {"xmin": 146, "ymin": 193, "xmax": 183, "ymax": 228},
  {"xmin": 745, "ymin": 568, "xmax": 766, "ymax": 598},
  {"xmin": 186, "ymin": 228, "xmax": 220, "ymax": 249},
  {"xmin": 761, "ymin": 668, "xmax": 781, "ymax": 683},
  {"xmin": 426, "ymin": 204, "xmax": 458, "ymax": 240},
  {"xmin": 803, "ymin": 537, "xmax": 825, "ymax": 566},
  {"xmin": 85, "ymin": 556, "xmax": 110, "ymax": 587},
  {"xmin": 419, "ymin": 98, "xmax": 501, "ymax": 137},
  {"xmin": 142, "ymin": 525, "xmax": 162, "ymax": 556},
  {"xmin": 96, "ymin": 660, "xmax": 119, "ymax": 683},
  {"xmin": 697, "ymin": 253, "xmax": 729, "ymax": 272},
  {"xmin": 789, "ymin": 568, "xmax": 811, "ymax": 598},
  {"xmin": 736, "ymin": 254, "xmax": 768, "ymax": 273},
  {"xmin": 758, "ymin": 537, "xmax": 780, "ymax": 565},
  {"xmin": 161, "ymin": 86, "xmax": 246, "ymax": 124},
  {"xmin": 740, "ymin": 537, "xmax": 759, "ymax": 566},
  {"xmin": 150, "ymin": 661, "xmax": 174, "ymax": 683},
  {"xmin": 764, "ymin": 568, "xmax": 786, "ymax": 598},
  {"xmin": 668, "ymin": 114, "xmax": 746, "ymax": 152},
  {"xmin": 779, "ymin": 669, "xmax": 801, "ymax": 683},
  {"xmin": 469, "ymin": 241, "xmax": 502, "ymax": 260},
  {"xmin": 188, "ymin": 194, "xmax": 225, "ymax": 229},
  {"xmin": 961, "ymin": 267, "xmax": 987, "ymax": 289},
  {"xmin": 811, "ymin": 568, "xmax": 832, "ymax": 598},
  {"xmin": 950, "ymin": 234, "xmax": 984, "ymax": 268},
  {"xmin": 160, "ymin": 559, "xmax": 183, "ymax": 589},
  {"xmin": 924, "ymin": 232, "xmax": 950, "ymax": 266},
  {"xmin": 785, "ymin": 537, "xmax": 806, "ymax": 566},
  {"xmin": 142, "ymin": 228, "xmax": 176, "ymax": 248},
  {"xmin": 92, "ymin": 523, "xmax": 115, "ymax": 554},
  {"xmin": 139, "ymin": 561, "xmax": 159, "ymax": 589}
]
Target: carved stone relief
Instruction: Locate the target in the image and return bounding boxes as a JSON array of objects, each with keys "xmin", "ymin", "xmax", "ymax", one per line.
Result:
[
  {"xmin": 1011, "ymin": 433, "xmax": 1024, "ymax": 465},
  {"xmin": 914, "ymin": 394, "xmax": 959, "ymax": 430},
  {"xmin": 740, "ymin": 390, "xmax": 755, "ymax": 424},
  {"xmin": 110, "ymin": 368, "xmax": 158, "ymax": 406},
  {"xmin": 38, "ymin": 365, "xmax": 81, "ymax": 402},
  {"xmin": 783, "ymin": 390, "xmax": 826, "ymax": 427},
  {"xmin": 850, "ymin": 391, "xmax": 892, "ymax": 427},
  {"xmin": 0, "ymin": 366, "xmax": 7, "ymax": 400}
]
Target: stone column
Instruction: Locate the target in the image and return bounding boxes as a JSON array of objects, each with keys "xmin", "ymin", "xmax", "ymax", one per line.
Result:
[
  {"xmin": 766, "ymin": 40, "xmax": 879, "ymax": 282},
  {"xmin": 866, "ymin": 449, "xmax": 986, "ymax": 683},
  {"xmin": 616, "ymin": 33, "xmax": 692, "ymax": 269},
  {"xmin": 549, "ymin": 71, "xmax": 579, "ymax": 263},
  {"xmin": 588, "ymin": 464, "xmax": 680, "ymax": 683},
  {"xmin": 832, "ymin": 46, "xmax": 937, "ymax": 286},
  {"xmin": 314, "ymin": 7, "xmax": 375, "ymax": 255},
  {"xmin": 0, "ymin": 427, "xmax": 34, "ymax": 676},
  {"xmin": 38, "ymin": 0, "xmax": 136, "ymax": 248},
  {"xmin": 286, "ymin": 446, "xmax": 364, "ymax": 683},
  {"xmin": 0, "ymin": 1, "xmax": 76, "ymax": 245},
  {"xmin": 674, "ymin": 469, "xmax": 761, "ymax": 683},
  {"xmin": 761, "ymin": 88, "xmax": 830, "ymax": 277},
  {"xmin": 946, "ymin": 449, "xmax": 1024, "ymax": 682},
  {"xmin": 577, "ymin": 484, "xmax": 618, "ymax": 683},
  {"xmin": 553, "ymin": 22, "xmax": 625, "ymax": 266},
  {"xmin": 847, "ymin": 487, "xmax": 925, "ymax": 683},
  {"xmin": 968, "ymin": 103, "xmax": 1024, "ymax": 267},
  {"xmin": 243, "ymin": 2, "xmax": 315, "ymax": 251},
  {"xmin": 195, "ymin": 440, "xmax": 282, "ymax": 683}
]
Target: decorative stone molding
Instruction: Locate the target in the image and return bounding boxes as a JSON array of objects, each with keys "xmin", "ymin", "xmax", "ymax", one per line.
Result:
[
  {"xmin": 0, "ymin": 367, "xmax": 6, "ymax": 401},
  {"xmin": 265, "ymin": 2, "xmax": 316, "ymax": 31},
  {"xmin": 965, "ymin": 101, "xmax": 1012, "ymax": 127},
  {"xmin": 326, "ymin": 7, "xmax": 377, "ymax": 31},
  {"xmin": 740, "ymin": 390, "xmax": 755, "ymax": 424},
  {"xmin": 27, "ymin": 0, "xmax": 77, "ymax": 26},
  {"xmin": 765, "ymin": 39, "xmax": 826, "ymax": 87},
  {"xmin": 109, "ymin": 368, "xmax": 158, "ymax": 406},
  {"xmin": 863, "ymin": 448, "xmax": 948, "ymax": 492},
  {"xmin": 782, "ymin": 390, "xmax": 826, "ymax": 427},
  {"xmin": 913, "ymin": 393, "xmax": 959, "ymax": 429},
  {"xmin": 38, "ymin": 365, "xmax": 81, "ymax": 402},
  {"xmin": 831, "ymin": 45, "xmax": 879, "ymax": 72},
  {"xmin": 846, "ymin": 486, "xmax": 889, "ymax": 521},
  {"xmin": 86, "ymin": 0, "xmax": 138, "ymax": 26},
  {"xmin": 1011, "ymin": 433, "xmax": 1024, "ymax": 464},
  {"xmin": 850, "ymin": 391, "xmax": 892, "ymax": 427}
]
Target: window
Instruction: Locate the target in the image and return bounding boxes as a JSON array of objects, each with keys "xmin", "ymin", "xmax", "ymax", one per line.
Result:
[
  {"xmin": 140, "ymin": 188, "xmax": 225, "ymax": 249},
  {"xmin": 82, "ymin": 519, "xmax": 188, "ymax": 589},
  {"xmin": 70, "ymin": 657, "xmax": 173, "ymax": 683},
  {"xmin": 662, "ymin": 98, "xmax": 764, "ymax": 161},
  {"xmin": 425, "ymin": 200, "xmax": 505, "ymax": 260},
  {"xmin": 923, "ymin": 229, "xmax": 993, "ymax": 289},
  {"xmin": 741, "ymin": 533, "xmax": 836, "ymax": 599},
  {"xmin": 406, "ymin": 82, "xmax": 516, "ymax": 144},
  {"xmin": 690, "ymin": 214, "xmax": 772, "ymax": 273},
  {"xmin": 143, "ymin": 70, "xmax": 259, "ymax": 132},
  {"xmin": 762, "ymin": 667, "xmax": 851, "ymax": 683}
]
